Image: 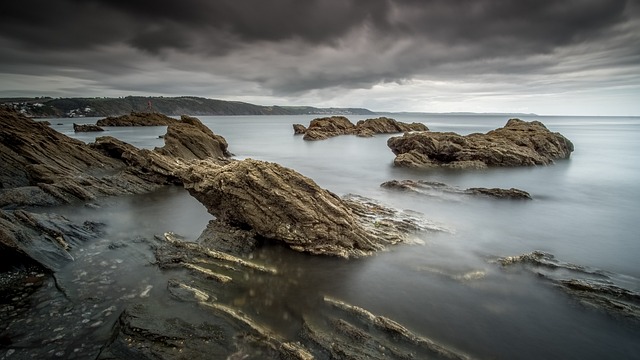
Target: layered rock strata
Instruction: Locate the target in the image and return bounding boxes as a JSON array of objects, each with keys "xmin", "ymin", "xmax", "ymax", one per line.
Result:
[
  {"xmin": 381, "ymin": 180, "xmax": 532, "ymax": 200},
  {"xmin": 387, "ymin": 118, "xmax": 574, "ymax": 169}
]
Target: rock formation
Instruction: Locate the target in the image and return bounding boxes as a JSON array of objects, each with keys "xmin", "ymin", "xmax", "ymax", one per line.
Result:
[
  {"xmin": 154, "ymin": 115, "xmax": 231, "ymax": 160},
  {"xmin": 180, "ymin": 159, "xmax": 434, "ymax": 258},
  {"xmin": 381, "ymin": 180, "xmax": 532, "ymax": 200},
  {"xmin": 95, "ymin": 111, "xmax": 178, "ymax": 126},
  {"xmin": 296, "ymin": 116, "xmax": 428, "ymax": 140},
  {"xmin": 0, "ymin": 108, "xmax": 160, "ymax": 208},
  {"xmin": 387, "ymin": 118, "xmax": 574, "ymax": 169},
  {"xmin": 73, "ymin": 123, "xmax": 104, "ymax": 132}
]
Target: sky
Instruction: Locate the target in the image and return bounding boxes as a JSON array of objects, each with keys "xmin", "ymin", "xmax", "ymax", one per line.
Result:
[{"xmin": 1, "ymin": 0, "xmax": 639, "ymax": 115}]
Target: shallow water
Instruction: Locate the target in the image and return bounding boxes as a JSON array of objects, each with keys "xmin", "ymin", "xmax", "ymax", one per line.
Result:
[{"xmin": 7, "ymin": 114, "xmax": 640, "ymax": 359}]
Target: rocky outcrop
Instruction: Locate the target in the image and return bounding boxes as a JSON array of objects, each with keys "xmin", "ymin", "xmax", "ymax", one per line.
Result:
[
  {"xmin": 297, "ymin": 116, "xmax": 428, "ymax": 140},
  {"xmin": 0, "ymin": 108, "xmax": 161, "ymax": 207},
  {"xmin": 180, "ymin": 159, "xmax": 434, "ymax": 258},
  {"xmin": 387, "ymin": 118, "xmax": 574, "ymax": 169},
  {"xmin": 155, "ymin": 115, "xmax": 231, "ymax": 160},
  {"xmin": 73, "ymin": 123, "xmax": 104, "ymax": 132},
  {"xmin": 381, "ymin": 180, "xmax": 532, "ymax": 200},
  {"xmin": 95, "ymin": 112, "xmax": 178, "ymax": 126},
  {"xmin": 355, "ymin": 117, "xmax": 428, "ymax": 135}
]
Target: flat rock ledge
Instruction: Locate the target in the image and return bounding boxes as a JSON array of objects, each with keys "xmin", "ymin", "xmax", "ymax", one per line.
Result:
[
  {"xmin": 73, "ymin": 123, "xmax": 104, "ymax": 132},
  {"xmin": 96, "ymin": 111, "xmax": 178, "ymax": 126},
  {"xmin": 294, "ymin": 116, "xmax": 428, "ymax": 141},
  {"xmin": 381, "ymin": 180, "xmax": 532, "ymax": 200},
  {"xmin": 387, "ymin": 118, "xmax": 574, "ymax": 169}
]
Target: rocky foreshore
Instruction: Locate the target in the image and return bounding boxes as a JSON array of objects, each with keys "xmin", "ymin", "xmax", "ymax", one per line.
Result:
[
  {"xmin": 294, "ymin": 116, "xmax": 428, "ymax": 140},
  {"xmin": 387, "ymin": 118, "xmax": 574, "ymax": 169}
]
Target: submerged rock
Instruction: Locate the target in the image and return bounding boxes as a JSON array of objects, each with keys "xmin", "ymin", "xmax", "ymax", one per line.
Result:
[
  {"xmin": 387, "ymin": 118, "xmax": 574, "ymax": 169},
  {"xmin": 73, "ymin": 123, "xmax": 104, "ymax": 132},
  {"xmin": 95, "ymin": 111, "xmax": 177, "ymax": 126},
  {"xmin": 297, "ymin": 116, "xmax": 428, "ymax": 140},
  {"xmin": 381, "ymin": 179, "xmax": 532, "ymax": 200},
  {"xmin": 495, "ymin": 251, "xmax": 640, "ymax": 320}
]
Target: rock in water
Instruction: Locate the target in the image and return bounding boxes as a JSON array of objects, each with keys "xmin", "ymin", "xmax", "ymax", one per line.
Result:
[
  {"xmin": 73, "ymin": 123, "xmax": 104, "ymax": 132},
  {"xmin": 387, "ymin": 118, "xmax": 574, "ymax": 169},
  {"xmin": 155, "ymin": 115, "xmax": 231, "ymax": 160},
  {"xmin": 95, "ymin": 111, "xmax": 178, "ymax": 126},
  {"xmin": 298, "ymin": 116, "xmax": 428, "ymax": 140},
  {"xmin": 181, "ymin": 159, "xmax": 426, "ymax": 258}
]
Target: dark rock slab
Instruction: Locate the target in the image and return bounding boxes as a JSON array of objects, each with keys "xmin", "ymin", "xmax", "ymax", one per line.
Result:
[
  {"xmin": 0, "ymin": 209, "xmax": 104, "ymax": 272},
  {"xmin": 387, "ymin": 118, "xmax": 574, "ymax": 169},
  {"xmin": 381, "ymin": 179, "xmax": 532, "ymax": 200}
]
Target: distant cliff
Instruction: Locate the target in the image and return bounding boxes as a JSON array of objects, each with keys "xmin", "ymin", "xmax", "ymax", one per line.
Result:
[{"xmin": 0, "ymin": 96, "xmax": 375, "ymax": 118}]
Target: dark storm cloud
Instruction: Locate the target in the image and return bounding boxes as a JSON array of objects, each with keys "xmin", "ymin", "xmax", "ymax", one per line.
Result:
[{"xmin": 0, "ymin": 0, "xmax": 638, "ymax": 97}]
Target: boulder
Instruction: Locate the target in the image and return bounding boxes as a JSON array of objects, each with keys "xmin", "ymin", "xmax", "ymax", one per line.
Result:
[
  {"xmin": 299, "ymin": 116, "xmax": 429, "ymax": 141},
  {"xmin": 387, "ymin": 119, "xmax": 574, "ymax": 169},
  {"xmin": 180, "ymin": 159, "xmax": 431, "ymax": 258},
  {"xmin": 292, "ymin": 124, "xmax": 307, "ymax": 135},
  {"xmin": 95, "ymin": 112, "xmax": 178, "ymax": 126},
  {"xmin": 73, "ymin": 123, "xmax": 104, "ymax": 132},
  {"xmin": 155, "ymin": 115, "xmax": 231, "ymax": 160}
]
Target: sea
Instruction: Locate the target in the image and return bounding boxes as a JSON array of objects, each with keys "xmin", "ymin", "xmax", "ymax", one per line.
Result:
[{"xmin": 3, "ymin": 114, "xmax": 640, "ymax": 359}]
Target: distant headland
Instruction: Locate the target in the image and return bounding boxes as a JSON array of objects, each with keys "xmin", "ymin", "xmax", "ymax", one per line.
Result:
[{"xmin": 0, "ymin": 95, "xmax": 537, "ymax": 118}]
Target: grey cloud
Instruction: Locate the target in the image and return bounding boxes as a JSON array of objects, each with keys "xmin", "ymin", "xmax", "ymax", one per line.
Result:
[{"xmin": 0, "ymin": 0, "xmax": 638, "ymax": 103}]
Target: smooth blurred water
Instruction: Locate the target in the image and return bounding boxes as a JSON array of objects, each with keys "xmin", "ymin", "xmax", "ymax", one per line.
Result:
[{"xmin": 41, "ymin": 114, "xmax": 640, "ymax": 359}]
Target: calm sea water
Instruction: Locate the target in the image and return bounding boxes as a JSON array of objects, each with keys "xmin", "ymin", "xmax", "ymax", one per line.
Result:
[{"xmin": 31, "ymin": 115, "xmax": 640, "ymax": 359}]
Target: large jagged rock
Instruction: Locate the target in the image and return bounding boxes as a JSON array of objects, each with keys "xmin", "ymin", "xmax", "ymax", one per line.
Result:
[
  {"xmin": 0, "ymin": 108, "xmax": 161, "ymax": 207},
  {"xmin": 387, "ymin": 118, "xmax": 574, "ymax": 169},
  {"xmin": 298, "ymin": 116, "xmax": 427, "ymax": 140},
  {"xmin": 155, "ymin": 115, "xmax": 231, "ymax": 160},
  {"xmin": 180, "ymin": 159, "xmax": 431, "ymax": 258},
  {"xmin": 96, "ymin": 112, "xmax": 178, "ymax": 126}
]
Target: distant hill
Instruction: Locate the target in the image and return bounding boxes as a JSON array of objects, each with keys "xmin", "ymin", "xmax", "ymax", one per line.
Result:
[{"xmin": 0, "ymin": 96, "xmax": 375, "ymax": 118}]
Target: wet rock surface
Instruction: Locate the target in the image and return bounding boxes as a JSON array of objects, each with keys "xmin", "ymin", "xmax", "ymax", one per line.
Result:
[
  {"xmin": 381, "ymin": 179, "xmax": 532, "ymax": 200},
  {"xmin": 297, "ymin": 116, "xmax": 428, "ymax": 140},
  {"xmin": 387, "ymin": 118, "xmax": 574, "ymax": 169},
  {"xmin": 99, "ymin": 231, "xmax": 470, "ymax": 360},
  {"xmin": 96, "ymin": 112, "xmax": 178, "ymax": 126},
  {"xmin": 495, "ymin": 251, "xmax": 640, "ymax": 321},
  {"xmin": 0, "ymin": 209, "xmax": 104, "ymax": 272}
]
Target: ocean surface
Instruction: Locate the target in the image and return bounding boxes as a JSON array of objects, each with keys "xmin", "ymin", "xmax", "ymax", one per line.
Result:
[{"xmin": 8, "ymin": 114, "xmax": 640, "ymax": 359}]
